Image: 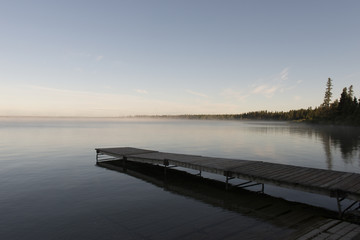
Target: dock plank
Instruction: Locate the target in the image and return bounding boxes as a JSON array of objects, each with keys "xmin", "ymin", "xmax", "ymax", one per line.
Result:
[
  {"xmin": 254, "ymin": 165, "xmax": 308, "ymax": 180},
  {"xmin": 262, "ymin": 167, "xmax": 313, "ymax": 182},
  {"xmin": 249, "ymin": 166, "xmax": 297, "ymax": 180},
  {"xmin": 270, "ymin": 168, "xmax": 320, "ymax": 183},
  {"xmin": 303, "ymin": 171, "xmax": 345, "ymax": 186},
  {"xmin": 321, "ymin": 173, "xmax": 355, "ymax": 189}
]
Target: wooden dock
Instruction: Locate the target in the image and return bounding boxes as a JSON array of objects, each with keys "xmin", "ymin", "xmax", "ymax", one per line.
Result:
[
  {"xmin": 95, "ymin": 147, "xmax": 360, "ymax": 218},
  {"xmin": 97, "ymin": 160, "xmax": 360, "ymax": 240}
]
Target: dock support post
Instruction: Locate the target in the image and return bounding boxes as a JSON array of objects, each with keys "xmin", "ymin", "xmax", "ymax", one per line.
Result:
[
  {"xmin": 226, "ymin": 176, "xmax": 229, "ymax": 190},
  {"xmin": 335, "ymin": 190, "xmax": 360, "ymax": 219},
  {"xmin": 96, "ymin": 150, "xmax": 99, "ymax": 163},
  {"xmin": 122, "ymin": 156, "xmax": 127, "ymax": 172},
  {"xmin": 337, "ymin": 196, "xmax": 342, "ymax": 219},
  {"xmin": 336, "ymin": 193, "xmax": 345, "ymax": 219},
  {"xmin": 163, "ymin": 159, "xmax": 169, "ymax": 179},
  {"xmin": 225, "ymin": 172, "xmax": 234, "ymax": 190}
]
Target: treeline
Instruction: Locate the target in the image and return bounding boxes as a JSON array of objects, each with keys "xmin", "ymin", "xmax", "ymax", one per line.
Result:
[
  {"xmin": 316, "ymin": 84, "xmax": 360, "ymax": 125},
  {"xmin": 155, "ymin": 78, "xmax": 360, "ymax": 126},
  {"xmin": 156, "ymin": 109, "xmax": 317, "ymax": 121}
]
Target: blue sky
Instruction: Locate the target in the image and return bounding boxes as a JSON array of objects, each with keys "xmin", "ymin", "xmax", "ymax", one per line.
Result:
[{"xmin": 1, "ymin": 0, "xmax": 359, "ymax": 116}]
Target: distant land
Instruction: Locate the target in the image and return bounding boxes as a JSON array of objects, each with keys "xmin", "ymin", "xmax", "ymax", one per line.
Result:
[
  {"xmin": 2, "ymin": 79, "xmax": 358, "ymax": 126},
  {"xmin": 138, "ymin": 79, "xmax": 360, "ymax": 126}
]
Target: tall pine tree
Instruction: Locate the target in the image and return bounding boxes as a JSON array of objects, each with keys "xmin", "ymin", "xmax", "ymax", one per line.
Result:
[{"xmin": 322, "ymin": 78, "xmax": 333, "ymax": 108}]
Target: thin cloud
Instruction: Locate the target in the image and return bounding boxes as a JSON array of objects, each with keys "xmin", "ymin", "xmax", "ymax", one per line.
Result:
[
  {"xmin": 252, "ymin": 85, "xmax": 267, "ymax": 94},
  {"xmin": 135, "ymin": 89, "xmax": 148, "ymax": 94},
  {"xmin": 221, "ymin": 88, "xmax": 249, "ymax": 101},
  {"xmin": 294, "ymin": 96, "xmax": 302, "ymax": 101},
  {"xmin": 23, "ymin": 85, "xmax": 94, "ymax": 96},
  {"xmin": 2, "ymin": 85, "xmax": 249, "ymax": 116},
  {"xmin": 252, "ymin": 84, "xmax": 280, "ymax": 97},
  {"xmin": 250, "ymin": 68, "xmax": 291, "ymax": 98},
  {"xmin": 186, "ymin": 89, "xmax": 208, "ymax": 98},
  {"xmin": 280, "ymin": 68, "xmax": 289, "ymax": 81},
  {"xmin": 96, "ymin": 55, "xmax": 104, "ymax": 61},
  {"xmin": 266, "ymin": 86, "xmax": 279, "ymax": 94}
]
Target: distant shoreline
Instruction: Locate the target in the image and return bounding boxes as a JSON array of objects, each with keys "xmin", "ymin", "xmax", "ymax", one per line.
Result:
[
  {"xmin": 1, "ymin": 114, "xmax": 358, "ymax": 127},
  {"xmin": 133, "ymin": 114, "xmax": 360, "ymax": 127}
]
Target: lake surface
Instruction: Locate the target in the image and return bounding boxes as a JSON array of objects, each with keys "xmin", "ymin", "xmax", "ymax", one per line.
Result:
[{"xmin": 1, "ymin": 117, "xmax": 360, "ymax": 239}]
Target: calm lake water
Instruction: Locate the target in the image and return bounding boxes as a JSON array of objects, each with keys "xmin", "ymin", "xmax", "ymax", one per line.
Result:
[{"xmin": 1, "ymin": 117, "xmax": 360, "ymax": 239}]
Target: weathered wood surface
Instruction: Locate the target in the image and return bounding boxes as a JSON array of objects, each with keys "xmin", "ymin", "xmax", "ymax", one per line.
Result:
[
  {"xmin": 96, "ymin": 147, "xmax": 360, "ymax": 201},
  {"xmin": 289, "ymin": 219, "xmax": 360, "ymax": 240}
]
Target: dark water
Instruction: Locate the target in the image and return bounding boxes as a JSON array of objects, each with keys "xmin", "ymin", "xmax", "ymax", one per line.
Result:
[{"xmin": 1, "ymin": 117, "xmax": 359, "ymax": 239}]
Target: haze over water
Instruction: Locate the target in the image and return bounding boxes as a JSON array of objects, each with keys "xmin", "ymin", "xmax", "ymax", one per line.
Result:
[{"xmin": 1, "ymin": 117, "xmax": 360, "ymax": 239}]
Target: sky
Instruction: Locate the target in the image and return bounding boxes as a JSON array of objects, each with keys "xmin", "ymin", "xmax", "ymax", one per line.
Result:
[{"xmin": 1, "ymin": 0, "xmax": 359, "ymax": 117}]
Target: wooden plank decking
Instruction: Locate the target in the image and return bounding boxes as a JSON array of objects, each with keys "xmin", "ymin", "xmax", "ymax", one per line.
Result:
[{"xmin": 95, "ymin": 147, "xmax": 360, "ymax": 216}]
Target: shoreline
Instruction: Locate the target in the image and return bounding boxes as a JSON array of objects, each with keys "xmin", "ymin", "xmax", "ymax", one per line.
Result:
[{"xmin": 1, "ymin": 115, "xmax": 359, "ymax": 127}]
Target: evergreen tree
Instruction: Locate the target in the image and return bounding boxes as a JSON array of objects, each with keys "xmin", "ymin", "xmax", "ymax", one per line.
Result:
[
  {"xmin": 338, "ymin": 87, "xmax": 348, "ymax": 115},
  {"xmin": 348, "ymin": 85, "xmax": 354, "ymax": 98},
  {"xmin": 338, "ymin": 87, "xmax": 355, "ymax": 116},
  {"xmin": 322, "ymin": 78, "xmax": 333, "ymax": 107}
]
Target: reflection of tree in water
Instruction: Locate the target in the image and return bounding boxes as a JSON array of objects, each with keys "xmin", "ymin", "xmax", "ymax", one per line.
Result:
[
  {"xmin": 331, "ymin": 128, "xmax": 359, "ymax": 160},
  {"xmin": 247, "ymin": 122, "xmax": 360, "ymax": 170},
  {"xmin": 322, "ymin": 133, "xmax": 333, "ymax": 170},
  {"xmin": 271, "ymin": 124, "xmax": 360, "ymax": 170},
  {"xmin": 314, "ymin": 126, "xmax": 360, "ymax": 169}
]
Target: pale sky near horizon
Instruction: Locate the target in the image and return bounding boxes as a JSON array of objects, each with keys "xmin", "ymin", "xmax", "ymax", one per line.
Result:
[{"xmin": 1, "ymin": 0, "xmax": 359, "ymax": 117}]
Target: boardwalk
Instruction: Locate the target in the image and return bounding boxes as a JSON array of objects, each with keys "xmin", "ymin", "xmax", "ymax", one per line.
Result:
[{"xmin": 95, "ymin": 147, "xmax": 360, "ymax": 217}]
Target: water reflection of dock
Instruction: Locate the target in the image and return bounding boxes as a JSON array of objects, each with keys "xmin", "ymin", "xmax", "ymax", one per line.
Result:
[{"xmin": 97, "ymin": 158, "xmax": 360, "ymax": 240}]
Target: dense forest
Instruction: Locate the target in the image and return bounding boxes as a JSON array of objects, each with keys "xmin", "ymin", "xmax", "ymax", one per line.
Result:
[{"xmin": 155, "ymin": 78, "xmax": 360, "ymax": 126}]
